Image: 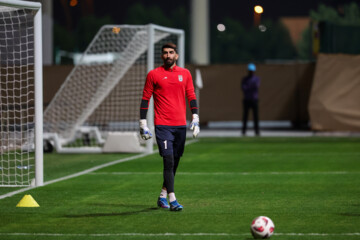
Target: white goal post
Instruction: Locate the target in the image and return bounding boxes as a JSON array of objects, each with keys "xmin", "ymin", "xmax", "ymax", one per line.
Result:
[
  {"xmin": 0, "ymin": 0, "xmax": 43, "ymax": 186},
  {"xmin": 43, "ymin": 24, "xmax": 184, "ymax": 154}
]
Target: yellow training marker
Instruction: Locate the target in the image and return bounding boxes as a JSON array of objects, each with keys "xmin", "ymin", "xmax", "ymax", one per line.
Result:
[{"xmin": 16, "ymin": 194, "xmax": 40, "ymax": 207}]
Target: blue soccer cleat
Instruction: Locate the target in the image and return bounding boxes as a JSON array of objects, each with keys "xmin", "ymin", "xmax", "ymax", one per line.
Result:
[
  {"xmin": 170, "ymin": 200, "xmax": 183, "ymax": 211},
  {"xmin": 157, "ymin": 197, "xmax": 170, "ymax": 209}
]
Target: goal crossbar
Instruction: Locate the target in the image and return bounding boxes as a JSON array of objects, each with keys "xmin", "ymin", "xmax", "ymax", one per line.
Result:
[{"xmin": 0, "ymin": 0, "xmax": 41, "ymax": 9}]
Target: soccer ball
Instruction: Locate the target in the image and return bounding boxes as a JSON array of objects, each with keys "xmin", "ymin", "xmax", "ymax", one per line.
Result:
[{"xmin": 250, "ymin": 216, "xmax": 275, "ymax": 239}]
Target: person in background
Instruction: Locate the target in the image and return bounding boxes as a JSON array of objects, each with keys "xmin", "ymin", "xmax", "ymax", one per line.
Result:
[{"xmin": 241, "ymin": 63, "xmax": 260, "ymax": 136}]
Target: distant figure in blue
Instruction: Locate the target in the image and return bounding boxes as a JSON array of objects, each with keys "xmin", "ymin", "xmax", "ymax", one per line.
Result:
[{"xmin": 241, "ymin": 63, "xmax": 260, "ymax": 136}]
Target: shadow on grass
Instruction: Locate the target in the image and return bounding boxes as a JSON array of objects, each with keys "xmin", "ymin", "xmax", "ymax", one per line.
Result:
[
  {"xmin": 64, "ymin": 207, "xmax": 159, "ymax": 218},
  {"xmin": 88, "ymin": 202, "xmax": 151, "ymax": 208},
  {"xmin": 340, "ymin": 212, "xmax": 360, "ymax": 217}
]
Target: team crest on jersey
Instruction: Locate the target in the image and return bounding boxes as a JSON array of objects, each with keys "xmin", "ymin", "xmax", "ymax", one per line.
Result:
[{"xmin": 178, "ymin": 75, "xmax": 183, "ymax": 82}]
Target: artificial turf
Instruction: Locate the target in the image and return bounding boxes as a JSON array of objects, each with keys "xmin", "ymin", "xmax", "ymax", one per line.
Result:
[{"xmin": 0, "ymin": 137, "xmax": 359, "ymax": 240}]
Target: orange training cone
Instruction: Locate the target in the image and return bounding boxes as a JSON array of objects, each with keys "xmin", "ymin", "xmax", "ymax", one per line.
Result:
[{"xmin": 16, "ymin": 194, "xmax": 40, "ymax": 207}]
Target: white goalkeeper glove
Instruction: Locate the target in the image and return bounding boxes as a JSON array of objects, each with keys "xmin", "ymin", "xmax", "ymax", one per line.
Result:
[
  {"xmin": 139, "ymin": 119, "xmax": 152, "ymax": 140},
  {"xmin": 190, "ymin": 114, "xmax": 200, "ymax": 138}
]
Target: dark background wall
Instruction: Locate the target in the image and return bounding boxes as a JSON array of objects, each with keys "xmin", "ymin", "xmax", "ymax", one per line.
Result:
[{"xmin": 187, "ymin": 63, "xmax": 315, "ymax": 126}]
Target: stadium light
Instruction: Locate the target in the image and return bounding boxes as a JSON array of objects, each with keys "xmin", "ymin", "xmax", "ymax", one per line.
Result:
[
  {"xmin": 253, "ymin": 5, "xmax": 263, "ymax": 26},
  {"xmin": 217, "ymin": 23, "xmax": 226, "ymax": 32},
  {"xmin": 254, "ymin": 5, "xmax": 263, "ymax": 14},
  {"xmin": 70, "ymin": 0, "xmax": 78, "ymax": 7}
]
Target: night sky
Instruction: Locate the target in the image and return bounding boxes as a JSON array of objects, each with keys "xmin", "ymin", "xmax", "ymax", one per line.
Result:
[
  {"xmin": 54, "ymin": 0, "xmax": 356, "ymax": 29},
  {"xmin": 210, "ymin": 0, "xmax": 354, "ymax": 26}
]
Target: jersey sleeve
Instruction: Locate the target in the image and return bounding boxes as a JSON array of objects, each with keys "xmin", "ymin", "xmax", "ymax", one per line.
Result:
[
  {"xmin": 142, "ymin": 71, "xmax": 155, "ymax": 101},
  {"xmin": 140, "ymin": 71, "xmax": 154, "ymax": 119},
  {"xmin": 185, "ymin": 69, "xmax": 198, "ymax": 114},
  {"xmin": 185, "ymin": 69, "xmax": 196, "ymax": 101},
  {"xmin": 256, "ymin": 76, "xmax": 261, "ymax": 88}
]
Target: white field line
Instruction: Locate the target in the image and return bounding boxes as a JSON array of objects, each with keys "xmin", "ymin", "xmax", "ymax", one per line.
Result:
[
  {"xmin": 89, "ymin": 171, "xmax": 360, "ymax": 175},
  {"xmin": 0, "ymin": 139, "xmax": 198, "ymax": 200},
  {"xmin": 0, "ymin": 232, "xmax": 359, "ymax": 237}
]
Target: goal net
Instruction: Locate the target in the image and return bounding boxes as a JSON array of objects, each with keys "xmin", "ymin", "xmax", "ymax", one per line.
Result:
[
  {"xmin": 43, "ymin": 24, "xmax": 184, "ymax": 153},
  {"xmin": 0, "ymin": 0, "xmax": 43, "ymax": 187}
]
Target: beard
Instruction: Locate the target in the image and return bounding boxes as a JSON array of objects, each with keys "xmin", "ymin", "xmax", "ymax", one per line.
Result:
[{"xmin": 164, "ymin": 58, "xmax": 176, "ymax": 68}]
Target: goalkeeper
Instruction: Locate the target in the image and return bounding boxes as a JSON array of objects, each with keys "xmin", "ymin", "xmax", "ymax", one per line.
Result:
[{"xmin": 139, "ymin": 42, "xmax": 199, "ymax": 211}]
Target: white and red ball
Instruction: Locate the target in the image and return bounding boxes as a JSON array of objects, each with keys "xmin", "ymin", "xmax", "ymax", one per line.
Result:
[{"xmin": 250, "ymin": 216, "xmax": 275, "ymax": 239}]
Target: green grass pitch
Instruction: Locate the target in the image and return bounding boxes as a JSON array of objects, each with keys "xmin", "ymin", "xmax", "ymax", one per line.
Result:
[{"xmin": 0, "ymin": 137, "xmax": 359, "ymax": 240}]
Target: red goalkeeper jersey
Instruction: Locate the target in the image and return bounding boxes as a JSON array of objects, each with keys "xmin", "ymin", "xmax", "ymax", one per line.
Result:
[{"xmin": 142, "ymin": 65, "xmax": 197, "ymax": 126}]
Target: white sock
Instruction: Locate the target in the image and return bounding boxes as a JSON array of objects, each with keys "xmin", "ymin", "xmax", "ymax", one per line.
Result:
[
  {"xmin": 168, "ymin": 192, "xmax": 176, "ymax": 202},
  {"xmin": 159, "ymin": 189, "xmax": 167, "ymax": 199}
]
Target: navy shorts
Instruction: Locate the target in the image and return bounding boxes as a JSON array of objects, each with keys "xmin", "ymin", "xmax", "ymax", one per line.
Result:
[{"xmin": 155, "ymin": 126, "xmax": 187, "ymax": 158}]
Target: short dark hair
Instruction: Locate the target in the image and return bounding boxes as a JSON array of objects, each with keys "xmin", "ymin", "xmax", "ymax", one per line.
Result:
[{"xmin": 162, "ymin": 42, "xmax": 177, "ymax": 53}]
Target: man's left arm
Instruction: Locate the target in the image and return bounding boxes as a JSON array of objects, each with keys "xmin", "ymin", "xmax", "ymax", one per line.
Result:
[{"xmin": 186, "ymin": 71, "xmax": 200, "ymax": 138}]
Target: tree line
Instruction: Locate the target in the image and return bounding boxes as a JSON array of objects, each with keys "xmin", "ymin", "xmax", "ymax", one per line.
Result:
[{"xmin": 54, "ymin": 2, "xmax": 360, "ymax": 64}]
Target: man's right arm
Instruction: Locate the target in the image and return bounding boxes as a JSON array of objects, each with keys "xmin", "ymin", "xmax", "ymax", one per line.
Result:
[
  {"xmin": 140, "ymin": 99, "xmax": 149, "ymax": 119},
  {"xmin": 139, "ymin": 73, "xmax": 154, "ymax": 140}
]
